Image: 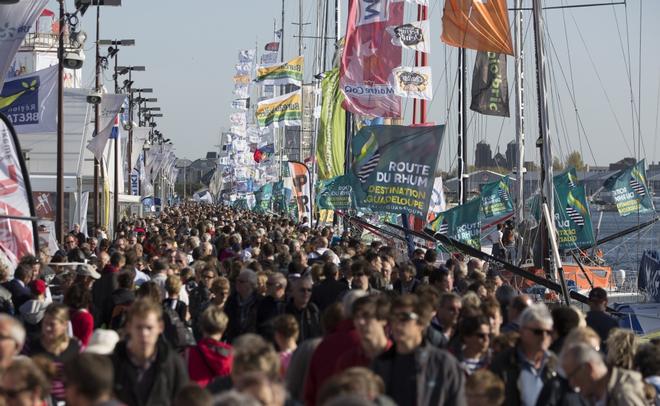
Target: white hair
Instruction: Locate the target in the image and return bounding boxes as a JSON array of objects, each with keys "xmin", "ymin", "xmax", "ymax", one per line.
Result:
[
  {"xmin": 561, "ymin": 342, "xmax": 605, "ymax": 369},
  {"xmin": 0, "ymin": 314, "xmax": 26, "ymax": 348},
  {"xmin": 239, "ymin": 269, "xmax": 258, "ymax": 288},
  {"xmin": 343, "ymin": 290, "xmax": 369, "ymax": 316},
  {"xmin": 519, "ymin": 302, "xmax": 553, "ymax": 328}
]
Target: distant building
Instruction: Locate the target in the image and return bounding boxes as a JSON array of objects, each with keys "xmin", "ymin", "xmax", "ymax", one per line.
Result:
[
  {"xmin": 505, "ymin": 141, "xmax": 517, "ymax": 170},
  {"xmin": 493, "ymin": 151, "xmax": 508, "ymax": 168},
  {"xmin": 609, "ymin": 157, "xmax": 636, "ymax": 171},
  {"xmin": 177, "ymin": 152, "xmax": 218, "ymax": 186},
  {"xmin": 475, "ymin": 142, "xmax": 493, "ymax": 168}
]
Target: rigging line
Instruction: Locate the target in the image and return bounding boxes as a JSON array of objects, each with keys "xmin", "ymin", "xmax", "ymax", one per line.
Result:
[
  {"xmin": 653, "ymin": 73, "xmax": 660, "ymax": 163},
  {"xmin": 570, "ymin": 13, "xmax": 634, "ymax": 157},
  {"xmin": 559, "ymin": 0, "xmax": 583, "ymax": 159},
  {"xmin": 636, "ymin": 0, "xmax": 643, "ymax": 161},
  {"xmin": 623, "ymin": 1, "xmax": 638, "ymax": 158}
]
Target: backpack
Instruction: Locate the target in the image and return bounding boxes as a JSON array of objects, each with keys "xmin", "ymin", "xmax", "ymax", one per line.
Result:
[{"xmin": 162, "ymin": 304, "xmax": 196, "ymax": 351}]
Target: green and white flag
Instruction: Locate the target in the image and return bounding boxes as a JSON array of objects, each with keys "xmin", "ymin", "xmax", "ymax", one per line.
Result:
[
  {"xmin": 348, "ymin": 125, "xmax": 445, "ymax": 218},
  {"xmin": 256, "ymin": 90, "xmax": 302, "ymax": 129},
  {"xmin": 256, "ymin": 56, "xmax": 303, "ymax": 86},
  {"xmin": 254, "ymin": 183, "xmax": 273, "ymax": 213},
  {"xmin": 430, "ymin": 197, "xmax": 482, "ymax": 249},
  {"xmin": 603, "ymin": 159, "xmax": 654, "ymax": 216},
  {"xmin": 554, "ymin": 182, "xmax": 595, "ymax": 249},
  {"xmin": 316, "ymin": 175, "xmax": 355, "ymax": 210},
  {"xmin": 480, "ymin": 176, "xmax": 513, "ymax": 218},
  {"xmin": 317, "ymin": 68, "xmax": 346, "ymax": 180}
]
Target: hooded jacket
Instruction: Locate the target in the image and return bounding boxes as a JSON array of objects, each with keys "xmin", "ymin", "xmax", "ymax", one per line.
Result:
[
  {"xmin": 187, "ymin": 338, "xmax": 232, "ymax": 387},
  {"xmin": 19, "ymin": 299, "xmax": 48, "ymax": 325}
]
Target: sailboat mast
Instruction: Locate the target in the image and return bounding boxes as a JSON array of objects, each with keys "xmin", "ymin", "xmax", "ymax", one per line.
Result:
[
  {"xmin": 532, "ymin": 0, "xmax": 555, "ymax": 277},
  {"xmin": 514, "ymin": 0, "xmax": 525, "ymax": 228},
  {"xmin": 458, "ymin": 48, "xmax": 468, "ymax": 204}
]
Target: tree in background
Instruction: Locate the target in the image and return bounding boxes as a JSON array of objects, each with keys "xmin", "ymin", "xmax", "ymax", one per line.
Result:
[
  {"xmin": 552, "ymin": 156, "xmax": 564, "ymax": 171},
  {"xmin": 565, "ymin": 151, "xmax": 586, "ymax": 171}
]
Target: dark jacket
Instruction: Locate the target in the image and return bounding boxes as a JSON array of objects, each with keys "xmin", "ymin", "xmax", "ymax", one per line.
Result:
[
  {"xmin": 285, "ymin": 300, "xmax": 322, "ymax": 343},
  {"xmin": 311, "ymin": 279, "xmax": 347, "ymax": 312},
  {"xmin": 4, "ymin": 279, "xmax": 31, "ymax": 310},
  {"xmin": 111, "ymin": 338, "xmax": 188, "ymax": 406},
  {"xmin": 536, "ymin": 375, "xmax": 588, "ymax": 406},
  {"xmin": 256, "ymin": 295, "xmax": 287, "ymax": 341},
  {"xmin": 490, "ymin": 346, "xmax": 558, "ymax": 406},
  {"xmin": 92, "ymin": 266, "xmax": 119, "ymax": 327},
  {"xmin": 393, "ymin": 278, "xmax": 422, "ymax": 295},
  {"xmin": 371, "ymin": 343, "xmax": 467, "ymax": 406},
  {"xmin": 224, "ymin": 292, "xmax": 259, "ymax": 343}
]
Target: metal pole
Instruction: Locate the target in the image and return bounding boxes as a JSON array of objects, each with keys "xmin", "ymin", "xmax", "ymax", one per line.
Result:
[
  {"xmin": 128, "ymin": 91, "xmax": 133, "ymax": 190},
  {"xmin": 281, "ymin": 0, "xmax": 285, "ymax": 62},
  {"xmin": 514, "ymin": 0, "xmax": 525, "ymax": 229},
  {"xmin": 93, "ymin": 4, "xmax": 101, "ymax": 233},
  {"xmin": 298, "ymin": 0, "xmax": 303, "ymax": 56},
  {"xmin": 56, "ymin": 0, "xmax": 65, "ymax": 244},
  {"xmin": 542, "ymin": 203, "xmax": 571, "ymax": 305},
  {"xmin": 335, "ymin": 0, "xmax": 340, "ymax": 42},
  {"xmin": 420, "ymin": 5, "xmax": 428, "ymax": 124},
  {"xmin": 457, "ymin": 48, "xmax": 468, "ymax": 204}
]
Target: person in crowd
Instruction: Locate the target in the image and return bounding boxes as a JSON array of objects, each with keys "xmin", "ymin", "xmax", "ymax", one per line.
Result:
[
  {"xmin": 0, "ymin": 314, "xmax": 26, "ymax": 372},
  {"xmin": 634, "ymin": 341, "xmax": 660, "ymax": 406},
  {"xmin": 224, "ymin": 269, "xmax": 259, "ymax": 342},
  {"xmin": 108, "ymin": 268, "xmax": 137, "ymax": 331},
  {"xmin": 317, "ymin": 367, "xmax": 392, "ymax": 406},
  {"xmin": 163, "ymin": 275, "xmax": 188, "ymax": 322},
  {"xmin": 311, "ymin": 262, "xmax": 347, "ymax": 313},
  {"xmin": 285, "ymin": 276, "xmax": 322, "ymax": 342},
  {"xmin": 372, "ymin": 293, "xmax": 466, "ymax": 406},
  {"xmin": 605, "ymin": 328, "xmax": 639, "ymax": 370},
  {"xmin": 111, "ymin": 299, "xmax": 188, "ymax": 406},
  {"xmin": 0, "ymin": 358, "xmax": 51, "ymax": 406},
  {"xmin": 189, "ymin": 267, "xmax": 216, "ymax": 321},
  {"xmin": 92, "ymin": 252, "xmax": 123, "ymax": 327},
  {"xmin": 272, "ymin": 313, "xmax": 299, "ymax": 378},
  {"xmin": 4, "ymin": 264, "xmax": 34, "ymax": 310},
  {"xmin": 64, "ymin": 283, "xmax": 94, "ymax": 348},
  {"xmin": 429, "ymin": 266, "xmax": 454, "ymax": 293},
  {"xmin": 561, "ymin": 342, "xmax": 647, "ymax": 406},
  {"xmin": 19, "ymin": 279, "xmax": 49, "ymax": 342},
  {"xmin": 173, "ymin": 384, "xmax": 213, "ymax": 406},
  {"xmin": 549, "ymin": 306, "xmax": 584, "ymax": 354},
  {"xmin": 256, "ymin": 272, "xmax": 288, "ymax": 340},
  {"xmin": 63, "ymin": 353, "xmax": 123, "ymax": 406},
  {"xmin": 490, "ymin": 303, "xmax": 557, "ymax": 406},
  {"xmin": 392, "ymin": 262, "xmax": 421, "ymax": 295},
  {"xmin": 501, "ymin": 294, "xmax": 532, "ymax": 333},
  {"xmin": 187, "ymin": 305, "xmax": 232, "ymax": 387},
  {"xmin": 466, "ymin": 370, "xmax": 505, "ymax": 406},
  {"xmin": 24, "ymin": 303, "xmax": 81, "ymax": 404},
  {"xmin": 455, "ymin": 315, "xmax": 492, "ymax": 375},
  {"xmin": 585, "ymin": 287, "xmax": 619, "ymax": 347},
  {"xmin": 428, "ymin": 292, "xmax": 462, "ymax": 349}
]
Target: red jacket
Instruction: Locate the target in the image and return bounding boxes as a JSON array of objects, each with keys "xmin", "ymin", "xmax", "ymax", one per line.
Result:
[
  {"xmin": 70, "ymin": 309, "xmax": 94, "ymax": 347},
  {"xmin": 303, "ymin": 319, "xmax": 360, "ymax": 406},
  {"xmin": 187, "ymin": 338, "xmax": 232, "ymax": 387}
]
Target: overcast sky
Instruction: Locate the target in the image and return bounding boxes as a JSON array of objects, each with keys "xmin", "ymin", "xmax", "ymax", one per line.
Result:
[{"xmin": 67, "ymin": 0, "xmax": 660, "ymax": 171}]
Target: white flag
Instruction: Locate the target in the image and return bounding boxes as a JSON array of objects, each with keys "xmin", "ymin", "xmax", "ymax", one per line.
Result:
[
  {"xmin": 260, "ymin": 52, "xmax": 278, "ymax": 65},
  {"xmin": 386, "ymin": 20, "xmax": 431, "ymax": 54},
  {"xmin": 231, "ymin": 99, "xmax": 248, "ymax": 110},
  {"xmin": 235, "ymin": 63, "xmax": 253, "ymax": 75},
  {"xmin": 85, "ymin": 94, "xmax": 128, "ymax": 162},
  {"xmin": 391, "ymin": 66, "xmax": 433, "ymax": 100},
  {"xmin": 238, "ymin": 49, "xmax": 256, "ymax": 63},
  {"xmin": 427, "ymin": 177, "xmax": 446, "ymax": 220},
  {"xmin": 0, "ymin": 65, "xmax": 58, "ymax": 133},
  {"xmin": 230, "ymin": 112, "xmax": 247, "ymax": 126},
  {"xmin": 0, "ymin": 0, "xmax": 48, "ymax": 89},
  {"xmin": 233, "ymin": 84, "xmax": 250, "ymax": 98}
]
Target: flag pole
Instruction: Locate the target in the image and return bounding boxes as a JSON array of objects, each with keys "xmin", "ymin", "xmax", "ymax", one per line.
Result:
[
  {"xmin": 56, "ymin": 0, "xmax": 65, "ymax": 244},
  {"xmin": 93, "ymin": 3, "xmax": 101, "ymax": 234}
]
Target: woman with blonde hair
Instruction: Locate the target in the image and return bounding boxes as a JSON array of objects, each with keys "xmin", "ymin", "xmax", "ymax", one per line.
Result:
[
  {"xmin": 606, "ymin": 328, "xmax": 639, "ymax": 370},
  {"xmin": 24, "ymin": 303, "xmax": 80, "ymax": 403}
]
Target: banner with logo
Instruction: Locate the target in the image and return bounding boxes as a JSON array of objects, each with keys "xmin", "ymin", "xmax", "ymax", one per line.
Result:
[
  {"xmin": 233, "ymin": 74, "xmax": 251, "ymax": 85},
  {"xmin": 391, "ymin": 66, "xmax": 433, "ymax": 100},
  {"xmin": 254, "ymin": 183, "xmax": 273, "ymax": 213},
  {"xmin": 233, "ymin": 84, "xmax": 250, "ymax": 98},
  {"xmin": 471, "ymin": 51, "xmax": 509, "ymax": 117},
  {"xmin": 235, "ymin": 63, "xmax": 253, "ymax": 75},
  {"xmin": 86, "ymin": 94, "xmax": 127, "ymax": 162},
  {"xmin": 256, "ymin": 56, "xmax": 304, "ymax": 87},
  {"xmin": 430, "ymin": 197, "xmax": 482, "ymax": 249},
  {"xmin": 386, "ymin": 20, "xmax": 431, "ymax": 53},
  {"xmin": 264, "ymin": 42, "xmax": 280, "ymax": 52},
  {"xmin": 316, "ymin": 175, "xmax": 355, "ymax": 210},
  {"xmin": 348, "ymin": 125, "xmax": 444, "ymax": 217},
  {"xmin": 554, "ymin": 182, "xmax": 594, "ymax": 250},
  {"xmin": 238, "ymin": 49, "xmax": 256, "ymax": 63},
  {"xmin": 317, "ymin": 68, "xmax": 346, "ymax": 180},
  {"xmin": 427, "ymin": 177, "xmax": 447, "ymax": 222},
  {"xmin": 441, "ymin": 0, "xmax": 514, "ymax": 55},
  {"xmin": 480, "ymin": 176, "xmax": 513, "ymax": 218},
  {"xmin": 603, "ymin": 159, "xmax": 654, "ymax": 216},
  {"xmin": 340, "ymin": 0, "xmax": 403, "ymax": 117},
  {"xmin": 0, "ymin": 65, "xmax": 58, "ymax": 133},
  {"xmin": 0, "ymin": 113, "xmax": 38, "ymax": 269},
  {"xmin": 256, "ymin": 90, "xmax": 302, "ymax": 129},
  {"xmin": 288, "ymin": 161, "xmax": 312, "ymax": 226},
  {"xmin": 0, "ymin": 0, "xmax": 49, "ymax": 89},
  {"xmin": 261, "ymin": 52, "xmax": 279, "ymax": 65},
  {"xmin": 231, "ymin": 99, "xmax": 249, "ymax": 110},
  {"xmin": 230, "ymin": 112, "xmax": 247, "ymax": 126}
]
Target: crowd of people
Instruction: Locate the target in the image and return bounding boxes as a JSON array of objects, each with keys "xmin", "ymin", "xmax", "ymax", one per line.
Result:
[{"xmin": 0, "ymin": 203, "xmax": 657, "ymax": 406}]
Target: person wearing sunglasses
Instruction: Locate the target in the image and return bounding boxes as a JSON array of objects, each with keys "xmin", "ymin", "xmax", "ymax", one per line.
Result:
[
  {"xmin": 0, "ymin": 358, "xmax": 50, "ymax": 406},
  {"xmin": 372, "ymin": 294, "xmax": 466, "ymax": 406},
  {"xmin": 455, "ymin": 315, "xmax": 492, "ymax": 375},
  {"xmin": 490, "ymin": 303, "xmax": 558, "ymax": 406},
  {"xmin": 285, "ymin": 276, "xmax": 321, "ymax": 343}
]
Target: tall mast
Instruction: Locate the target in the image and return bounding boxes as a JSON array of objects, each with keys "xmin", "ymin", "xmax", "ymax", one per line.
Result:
[
  {"xmin": 532, "ymin": 0, "xmax": 555, "ymax": 275},
  {"xmin": 514, "ymin": 0, "xmax": 525, "ymax": 229},
  {"xmin": 457, "ymin": 48, "xmax": 468, "ymax": 204}
]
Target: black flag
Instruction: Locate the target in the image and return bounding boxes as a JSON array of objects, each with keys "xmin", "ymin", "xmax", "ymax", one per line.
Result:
[{"xmin": 470, "ymin": 51, "xmax": 510, "ymax": 117}]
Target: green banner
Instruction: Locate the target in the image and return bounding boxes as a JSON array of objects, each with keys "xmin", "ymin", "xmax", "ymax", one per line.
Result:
[
  {"xmin": 317, "ymin": 68, "xmax": 346, "ymax": 180},
  {"xmin": 256, "ymin": 56, "xmax": 304, "ymax": 86},
  {"xmin": 554, "ymin": 182, "xmax": 595, "ymax": 249},
  {"xmin": 480, "ymin": 176, "xmax": 513, "ymax": 218},
  {"xmin": 430, "ymin": 198, "xmax": 482, "ymax": 249},
  {"xmin": 254, "ymin": 183, "xmax": 273, "ymax": 212},
  {"xmin": 316, "ymin": 175, "xmax": 355, "ymax": 210},
  {"xmin": 348, "ymin": 125, "xmax": 444, "ymax": 218},
  {"xmin": 603, "ymin": 159, "xmax": 654, "ymax": 216}
]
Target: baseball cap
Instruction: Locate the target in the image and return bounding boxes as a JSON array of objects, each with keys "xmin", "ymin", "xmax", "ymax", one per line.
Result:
[{"xmin": 29, "ymin": 279, "xmax": 47, "ymax": 296}]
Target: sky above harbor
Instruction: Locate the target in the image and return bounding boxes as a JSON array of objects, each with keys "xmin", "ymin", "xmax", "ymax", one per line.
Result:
[{"xmin": 68, "ymin": 0, "xmax": 660, "ymax": 171}]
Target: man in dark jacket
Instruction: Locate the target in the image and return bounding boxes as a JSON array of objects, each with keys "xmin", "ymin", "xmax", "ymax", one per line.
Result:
[
  {"xmin": 585, "ymin": 287, "xmax": 618, "ymax": 346},
  {"xmin": 92, "ymin": 252, "xmax": 124, "ymax": 327},
  {"xmin": 224, "ymin": 269, "xmax": 259, "ymax": 342},
  {"xmin": 3, "ymin": 264, "xmax": 33, "ymax": 310},
  {"xmin": 256, "ymin": 272, "xmax": 288, "ymax": 340},
  {"xmin": 285, "ymin": 276, "xmax": 321, "ymax": 343},
  {"xmin": 311, "ymin": 262, "xmax": 347, "ymax": 312},
  {"xmin": 111, "ymin": 299, "xmax": 188, "ymax": 406},
  {"xmin": 371, "ymin": 293, "xmax": 466, "ymax": 406},
  {"xmin": 490, "ymin": 303, "xmax": 557, "ymax": 406}
]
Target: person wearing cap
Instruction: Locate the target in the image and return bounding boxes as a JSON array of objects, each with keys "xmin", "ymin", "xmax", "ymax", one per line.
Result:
[
  {"xmin": 585, "ymin": 287, "xmax": 619, "ymax": 348},
  {"xmin": 85, "ymin": 329, "xmax": 120, "ymax": 355}
]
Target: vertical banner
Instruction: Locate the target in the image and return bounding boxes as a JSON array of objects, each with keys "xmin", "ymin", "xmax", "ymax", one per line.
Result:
[
  {"xmin": 0, "ymin": 113, "xmax": 38, "ymax": 268},
  {"xmin": 603, "ymin": 159, "xmax": 654, "ymax": 216},
  {"xmin": 427, "ymin": 177, "xmax": 447, "ymax": 222},
  {"xmin": 441, "ymin": 0, "xmax": 513, "ymax": 55},
  {"xmin": 0, "ymin": 65, "xmax": 58, "ymax": 133},
  {"xmin": 0, "ymin": 0, "xmax": 49, "ymax": 89},
  {"xmin": 85, "ymin": 95, "xmax": 127, "ymax": 162},
  {"xmin": 348, "ymin": 125, "xmax": 445, "ymax": 217},
  {"xmin": 554, "ymin": 182, "xmax": 595, "ymax": 249},
  {"xmin": 316, "ymin": 175, "xmax": 355, "ymax": 210},
  {"xmin": 480, "ymin": 176, "xmax": 513, "ymax": 218},
  {"xmin": 288, "ymin": 161, "xmax": 312, "ymax": 226},
  {"xmin": 470, "ymin": 51, "xmax": 510, "ymax": 117},
  {"xmin": 340, "ymin": 0, "xmax": 404, "ymax": 117},
  {"xmin": 430, "ymin": 197, "xmax": 483, "ymax": 249},
  {"xmin": 317, "ymin": 68, "xmax": 346, "ymax": 180}
]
